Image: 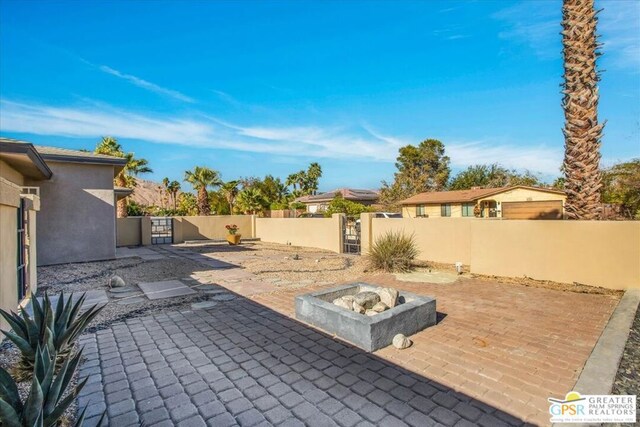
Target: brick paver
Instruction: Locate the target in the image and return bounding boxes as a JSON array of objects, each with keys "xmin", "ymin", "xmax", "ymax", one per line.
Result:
[
  {"xmin": 78, "ymin": 295, "xmax": 538, "ymax": 426},
  {"xmin": 252, "ymin": 274, "xmax": 619, "ymax": 425}
]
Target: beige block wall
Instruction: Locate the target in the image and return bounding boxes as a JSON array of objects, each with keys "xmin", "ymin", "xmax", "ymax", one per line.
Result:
[
  {"xmin": 176, "ymin": 215, "xmax": 255, "ymax": 242},
  {"xmin": 255, "ymin": 215, "xmax": 342, "ymax": 252},
  {"xmin": 371, "ymin": 217, "xmax": 473, "ymax": 264},
  {"xmin": 470, "ymin": 220, "xmax": 640, "ymax": 289},
  {"xmin": 117, "ymin": 217, "xmax": 142, "ymax": 246}
]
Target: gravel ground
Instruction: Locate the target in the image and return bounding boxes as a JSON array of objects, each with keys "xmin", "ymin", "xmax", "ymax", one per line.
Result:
[
  {"xmin": 185, "ymin": 241, "xmax": 369, "ymax": 284},
  {"xmin": 611, "ymin": 303, "xmax": 640, "ymax": 425}
]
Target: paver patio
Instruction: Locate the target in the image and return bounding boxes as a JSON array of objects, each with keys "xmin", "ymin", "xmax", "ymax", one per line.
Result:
[{"xmin": 76, "ymin": 246, "xmax": 620, "ymax": 426}]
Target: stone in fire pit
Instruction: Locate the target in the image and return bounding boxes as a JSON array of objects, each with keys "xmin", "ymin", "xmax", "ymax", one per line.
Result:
[{"xmin": 295, "ymin": 283, "xmax": 437, "ymax": 352}]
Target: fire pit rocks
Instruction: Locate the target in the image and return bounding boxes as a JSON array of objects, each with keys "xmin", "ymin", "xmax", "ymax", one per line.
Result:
[{"xmin": 295, "ymin": 283, "xmax": 436, "ymax": 352}]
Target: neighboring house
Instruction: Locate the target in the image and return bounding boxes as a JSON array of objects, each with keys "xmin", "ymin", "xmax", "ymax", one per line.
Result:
[
  {"xmin": 296, "ymin": 188, "xmax": 379, "ymax": 213},
  {"xmin": 399, "ymin": 186, "xmax": 566, "ymax": 219},
  {"xmin": 1, "ymin": 137, "xmax": 127, "ymax": 269}
]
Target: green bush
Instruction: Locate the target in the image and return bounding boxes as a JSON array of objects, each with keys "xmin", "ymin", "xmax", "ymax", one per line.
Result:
[
  {"xmin": 0, "ymin": 346, "xmax": 103, "ymax": 427},
  {"xmin": 0, "ymin": 292, "xmax": 104, "ymax": 380},
  {"xmin": 368, "ymin": 231, "xmax": 418, "ymax": 272}
]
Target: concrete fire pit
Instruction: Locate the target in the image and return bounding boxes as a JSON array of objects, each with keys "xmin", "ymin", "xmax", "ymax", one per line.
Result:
[{"xmin": 295, "ymin": 283, "xmax": 436, "ymax": 352}]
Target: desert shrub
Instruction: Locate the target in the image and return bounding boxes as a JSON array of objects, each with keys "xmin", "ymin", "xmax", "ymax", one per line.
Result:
[
  {"xmin": 368, "ymin": 231, "xmax": 418, "ymax": 272},
  {"xmin": 0, "ymin": 292, "xmax": 104, "ymax": 380}
]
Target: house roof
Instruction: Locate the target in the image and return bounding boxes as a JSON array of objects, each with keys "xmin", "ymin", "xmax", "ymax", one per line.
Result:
[
  {"xmin": 0, "ymin": 138, "xmax": 53, "ymax": 180},
  {"xmin": 399, "ymin": 186, "xmax": 565, "ymax": 205},
  {"xmin": 298, "ymin": 188, "xmax": 379, "ymax": 203}
]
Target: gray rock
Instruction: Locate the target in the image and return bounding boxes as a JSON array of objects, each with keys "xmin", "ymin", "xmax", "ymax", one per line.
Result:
[
  {"xmin": 371, "ymin": 302, "xmax": 389, "ymax": 313},
  {"xmin": 333, "ymin": 295, "xmax": 354, "ymax": 311},
  {"xmin": 109, "ymin": 275, "xmax": 126, "ymax": 288},
  {"xmin": 353, "ymin": 291, "xmax": 380, "ymax": 309},
  {"xmin": 365, "ymin": 310, "xmax": 377, "ymax": 316},
  {"xmin": 376, "ymin": 288, "xmax": 399, "ymax": 308},
  {"xmin": 352, "ymin": 303, "xmax": 365, "ymax": 314},
  {"xmin": 392, "ymin": 334, "xmax": 412, "ymax": 349}
]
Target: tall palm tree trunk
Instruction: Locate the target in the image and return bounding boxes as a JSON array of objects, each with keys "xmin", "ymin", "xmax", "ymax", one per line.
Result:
[
  {"xmin": 561, "ymin": 0, "xmax": 603, "ymax": 220},
  {"xmin": 197, "ymin": 187, "xmax": 210, "ymax": 215},
  {"xmin": 115, "ymin": 175, "xmax": 128, "ymax": 218}
]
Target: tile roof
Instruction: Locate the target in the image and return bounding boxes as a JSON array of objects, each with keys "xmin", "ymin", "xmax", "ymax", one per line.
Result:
[
  {"xmin": 302, "ymin": 188, "xmax": 379, "ymax": 203},
  {"xmin": 399, "ymin": 186, "xmax": 565, "ymax": 205}
]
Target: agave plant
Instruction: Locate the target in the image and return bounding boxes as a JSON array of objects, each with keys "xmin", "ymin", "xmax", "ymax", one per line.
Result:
[
  {"xmin": 0, "ymin": 345, "xmax": 103, "ymax": 427},
  {"xmin": 0, "ymin": 292, "xmax": 105, "ymax": 379}
]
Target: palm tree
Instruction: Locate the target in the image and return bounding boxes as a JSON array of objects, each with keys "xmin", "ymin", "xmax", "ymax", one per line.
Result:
[
  {"xmin": 286, "ymin": 172, "xmax": 302, "ymax": 193},
  {"xmin": 236, "ymin": 187, "xmax": 266, "ymax": 215},
  {"xmin": 184, "ymin": 166, "xmax": 222, "ymax": 215},
  {"xmin": 305, "ymin": 162, "xmax": 323, "ymax": 195},
  {"xmin": 220, "ymin": 180, "xmax": 240, "ymax": 214},
  {"xmin": 95, "ymin": 137, "xmax": 152, "ymax": 218},
  {"xmin": 167, "ymin": 180, "xmax": 181, "ymax": 211},
  {"xmin": 561, "ymin": 0, "xmax": 603, "ymax": 220},
  {"xmin": 162, "ymin": 177, "xmax": 170, "ymax": 208}
]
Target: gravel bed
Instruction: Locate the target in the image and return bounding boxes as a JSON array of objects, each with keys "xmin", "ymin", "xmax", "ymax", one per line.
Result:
[{"xmin": 611, "ymin": 302, "xmax": 640, "ymax": 425}]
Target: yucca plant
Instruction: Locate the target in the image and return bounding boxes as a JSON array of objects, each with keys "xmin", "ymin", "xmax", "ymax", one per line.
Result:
[
  {"xmin": 0, "ymin": 292, "xmax": 105, "ymax": 380},
  {"xmin": 368, "ymin": 231, "xmax": 419, "ymax": 273},
  {"xmin": 0, "ymin": 345, "xmax": 102, "ymax": 427}
]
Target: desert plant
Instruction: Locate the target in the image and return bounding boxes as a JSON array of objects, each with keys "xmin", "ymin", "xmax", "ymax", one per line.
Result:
[
  {"xmin": 368, "ymin": 231, "xmax": 418, "ymax": 273},
  {"xmin": 0, "ymin": 292, "xmax": 105, "ymax": 380},
  {"xmin": 0, "ymin": 345, "xmax": 102, "ymax": 427}
]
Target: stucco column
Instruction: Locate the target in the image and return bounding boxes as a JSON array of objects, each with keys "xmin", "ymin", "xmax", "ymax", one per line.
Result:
[
  {"xmin": 141, "ymin": 216, "xmax": 152, "ymax": 246},
  {"xmin": 332, "ymin": 213, "xmax": 345, "ymax": 254},
  {"xmin": 172, "ymin": 217, "xmax": 183, "ymax": 244},
  {"xmin": 359, "ymin": 212, "xmax": 374, "ymax": 255}
]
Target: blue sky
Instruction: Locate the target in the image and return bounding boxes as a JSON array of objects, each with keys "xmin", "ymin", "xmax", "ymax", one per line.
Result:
[{"xmin": 1, "ymin": 0, "xmax": 638, "ymax": 191}]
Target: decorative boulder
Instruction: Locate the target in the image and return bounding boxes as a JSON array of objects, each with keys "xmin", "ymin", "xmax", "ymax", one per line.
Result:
[
  {"xmin": 352, "ymin": 302, "xmax": 365, "ymax": 314},
  {"xmin": 333, "ymin": 295, "xmax": 355, "ymax": 311},
  {"xmin": 353, "ymin": 291, "xmax": 381, "ymax": 309},
  {"xmin": 365, "ymin": 309, "xmax": 377, "ymax": 316},
  {"xmin": 108, "ymin": 275, "xmax": 125, "ymax": 288},
  {"xmin": 371, "ymin": 302, "xmax": 389, "ymax": 313},
  {"xmin": 376, "ymin": 287, "xmax": 399, "ymax": 308},
  {"xmin": 392, "ymin": 334, "xmax": 412, "ymax": 349}
]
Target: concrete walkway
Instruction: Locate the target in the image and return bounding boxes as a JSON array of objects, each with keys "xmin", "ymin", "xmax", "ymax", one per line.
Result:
[{"xmin": 78, "ymin": 297, "xmax": 526, "ymax": 427}]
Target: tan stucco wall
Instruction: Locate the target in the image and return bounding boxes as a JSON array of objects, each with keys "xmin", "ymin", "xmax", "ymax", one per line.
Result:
[
  {"xmin": 0, "ymin": 160, "xmax": 25, "ymax": 186},
  {"xmin": 175, "ymin": 215, "xmax": 255, "ymax": 242},
  {"xmin": 368, "ymin": 217, "xmax": 639, "ymax": 290},
  {"xmin": 371, "ymin": 217, "xmax": 473, "ymax": 264},
  {"xmin": 470, "ymin": 220, "xmax": 640, "ymax": 290},
  {"xmin": 0, "ymin": 204, "xmax": 18, "ymax": 331},
  {"xmin": 116, "ymin": 217, "xmax": 142, "ymax": 246},
  {"xmin": 402, "ymin": 188, "xmax": 566, "ymax": 218},
  {"xmin": 255, "ymin": 215, "xmax": 342, "ymax": 252},
  {"xmin": 25, "ymin": 161, "xmax": 117, "ymax": 265}
]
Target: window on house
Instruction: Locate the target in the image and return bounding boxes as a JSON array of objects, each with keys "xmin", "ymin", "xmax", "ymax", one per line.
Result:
[
  {"xmin": 462, "ymin": 202, "xmax": 475, "ymax": 217},
  {"xmin": 440, "ymin": 204, "xmax": 451, "ymax": 217},
  {"xmin": 416, "ymin": 205, "xmax": 426, "ymax": 217}
]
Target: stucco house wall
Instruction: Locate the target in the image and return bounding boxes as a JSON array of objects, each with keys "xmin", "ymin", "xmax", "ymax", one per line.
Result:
[{"xmin": 25, "ymin": 161, "xmax": 118, "ymax": 265}]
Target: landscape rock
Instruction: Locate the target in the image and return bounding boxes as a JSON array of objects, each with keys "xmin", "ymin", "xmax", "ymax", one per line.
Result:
[
  {"xmin": 108, "ymin": 275, "xmax": 125, "ymax": 288},
  {"xmin": 352, "ymin": 302, "xmax": 365, "ymax": 314},
  {"xmin": 365, "ymin": 309, "xmax": 377, "ymax": 316},
  {"xmin": 376, "ymin": 287, "xmax": 399, "ymax": 308},
  {"xmin": 353, "ymin": 291, "xmax": 380, "ymax": 309},
  {"xmin": 333, "ymin": 295, "xmax": 355, "ymax": 311},
  {"xmin": 392, "ymin": 334, "xmax": 412, "ymax": 349},
  {"xmin": 371, "ymin": 302, "xmax": 389, "ymax": 313}
]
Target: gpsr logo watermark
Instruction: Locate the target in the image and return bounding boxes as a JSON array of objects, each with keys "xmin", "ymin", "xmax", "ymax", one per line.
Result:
[{"xmin": 548, "ymin": 391, "xmax": 637, "ymax": 423}]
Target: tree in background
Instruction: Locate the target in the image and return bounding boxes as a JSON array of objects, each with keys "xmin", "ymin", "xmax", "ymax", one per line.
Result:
[
  {"xmin": 324, "ymin": 193, "xmax": 372, "ymax": 219},
  {"xmin": 167, "ymin": 180, "xmax": 181, "ymax": 211},
  {"xmin": 602, "ymin": 159, "xmax": 640, "ymax": 219},
  {"xmin": 236, "ymin": 187, "xmax": 267, "ymax": 215},
  {"xmin": 254, "ymin": 175, "xmax": 291, "ymax": 209},
  {"xmin": 448, "ymin": 164, "xmax": 543, "ymax": 190},
  {"xmin": 220, "ymin": 180, "xmax": 240, "ymax": 214},
  {"xmin": 95, "ymin": 136, "xmax": 152, "ymax": 218},
  {"xmin": 286, "ymin": 163, "xmax": 323, "ymax": 197},
  {"xmin": 176, "ymin": 193, "xmax": 198, "ymax": 216},
  {"xmin": 561, "ymin": 0, "xmax": 603, "ymax": 219},
  {"xmin": 379, "ymin": 139, "xmax": 450, "ymax": 209},
  {"xmin": 184, "ymin": 166, "xmax": 222, "ymax": 215}
]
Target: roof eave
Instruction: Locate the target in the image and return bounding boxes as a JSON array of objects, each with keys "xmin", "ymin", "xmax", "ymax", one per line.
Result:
[{"xmin": 0, "ymin": 141, "xmax": 53, "ymax": 180}]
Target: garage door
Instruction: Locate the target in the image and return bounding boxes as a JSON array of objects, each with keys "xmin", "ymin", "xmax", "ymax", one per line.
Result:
[{"xmin": 501, "ymin": 200, "xmax": 563, "ymax": 220}]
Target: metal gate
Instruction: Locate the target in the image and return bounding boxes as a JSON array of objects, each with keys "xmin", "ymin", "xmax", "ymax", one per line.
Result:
[
  {"xmin": 342, "ymin": 218, "xmax": 361, "ymax": 254},
  {"xmin": 151, "ymin": 217, "xmax": 173, "ymax": 244}
]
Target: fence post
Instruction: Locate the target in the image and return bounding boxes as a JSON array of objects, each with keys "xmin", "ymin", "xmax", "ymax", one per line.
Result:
[
  {"xmin": 360, "ymin": 212, "xmax": 374, "ymax": 255},
  {"xmin": 141, "ymin": 216, "xmax": 152, "ymax": 246},
  {"xmin": 332, "ymin": 213, "xmax": 345, "ymax": 253}
]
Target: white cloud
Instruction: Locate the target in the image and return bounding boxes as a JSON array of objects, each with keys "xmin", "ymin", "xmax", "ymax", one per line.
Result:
[
  {"xmin": 97, "ymin": 65, "xmax": 195, "ymax": 103},
  {"xmin": 0, "ymin": 99, "xmax": 564, "ymax": 174}
]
